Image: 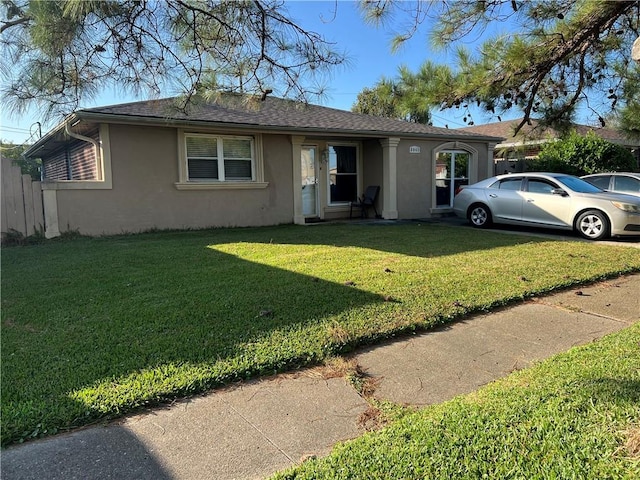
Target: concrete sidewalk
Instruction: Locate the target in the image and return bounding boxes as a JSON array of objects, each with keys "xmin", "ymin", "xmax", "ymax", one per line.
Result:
[{"xmin": 2, "ymin": 274, "xmax": 639, "ymax": 480}]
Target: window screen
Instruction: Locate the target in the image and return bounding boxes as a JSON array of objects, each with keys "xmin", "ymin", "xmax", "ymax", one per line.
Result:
[
  {"xmin": 187, "ymin": 136, "xmax": 218, "ymax": 180},
  {"xmin": 185, "ymin": 135, "xmax": 254, "ymax": 181}
]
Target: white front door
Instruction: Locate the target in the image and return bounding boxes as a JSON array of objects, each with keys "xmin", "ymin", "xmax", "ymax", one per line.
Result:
[{"xmin": 301, "ymin": 146, "xmax": 318, "ymax": 217}]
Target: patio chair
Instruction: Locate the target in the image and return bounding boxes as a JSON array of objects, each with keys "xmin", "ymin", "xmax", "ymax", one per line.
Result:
[{"xmin": 349, "ymin": 185, "xmax": 380, "ymax": 219}]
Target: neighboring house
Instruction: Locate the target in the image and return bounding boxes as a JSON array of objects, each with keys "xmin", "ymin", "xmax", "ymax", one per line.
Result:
[
  {"xmin": 24, "ymin": 95, "xmax": 503, "ymax": 238},
  {"xmin": 460, "ymin": 118, "xmax": 640, "ymax": 174}
]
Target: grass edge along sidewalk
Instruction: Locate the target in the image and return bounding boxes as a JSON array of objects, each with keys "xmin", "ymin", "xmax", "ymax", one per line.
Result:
[
  {"xmin": 2, "ymin": 224, "xmax": 640, "ymax": 447},
  {"xmin": 272, "ymin": 322, "xmax": 640, "ymax": 480}
]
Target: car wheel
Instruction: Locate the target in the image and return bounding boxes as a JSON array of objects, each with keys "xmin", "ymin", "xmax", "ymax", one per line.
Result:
[
  {"xmin": 468, "ymin": 204, "xmax": 492, "ymax": 228},
  {"xmin": 576, "ymin": 210, "xmax": 610, "ymax": 240}
]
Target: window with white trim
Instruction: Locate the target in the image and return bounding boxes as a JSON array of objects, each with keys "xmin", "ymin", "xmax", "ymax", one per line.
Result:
[{"xmin": 185, "ymin": 134, "xmax": 254, "ymax": 182}]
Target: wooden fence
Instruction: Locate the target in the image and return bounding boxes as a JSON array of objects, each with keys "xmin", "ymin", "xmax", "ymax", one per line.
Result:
[{"xmin": 1, "ymin": 155, "xmax": 44, "ymax": 238}]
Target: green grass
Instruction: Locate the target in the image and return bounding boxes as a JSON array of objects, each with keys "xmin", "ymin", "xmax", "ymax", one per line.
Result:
[
  {"xmin": 2, "ymin": 223, "xmax": 639, "ymax": 446},
  {"xmin": 272, "ymin": 322, "xmax": 640, "ymax": 479}
]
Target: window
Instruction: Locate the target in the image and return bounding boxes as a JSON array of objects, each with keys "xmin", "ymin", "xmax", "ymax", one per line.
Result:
[
  {"xmin": 614, "ymin": 176, "xmax": 640, "ymax": 193},
  {"xmin": 435, "ymin": 151, "xmax": 469, "ymax": 207},
  {"xmin": 586, "ymin": 175, "xmax": 611, "ymax": 190},
  {"xmin": 43, "ymin": 130, "xmax": 100, "ymax": 181},
  {"xmin": 185, "ymin": 134, "xmax": 253, "ymax": 182},
  {"xmin": 328, "ymin": 145, "xmax": 358, "ymax": 203},
  {"xmin": 490, "ymin": 177, "xmax": 522, "ymax": 190},
  {"xmin": 527, "ymin": 179, "xmax": 556, "ymax": 194}
]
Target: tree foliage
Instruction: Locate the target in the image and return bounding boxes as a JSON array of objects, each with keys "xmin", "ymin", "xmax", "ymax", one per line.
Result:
[
  {"xmin": 359, "ymin": 0, "xmax": 640, "ymax": 134},
  {"xmin": 617, "ymin": 63, "xmax": 640, "ymax": 139},
  {"xmin": 1, "ymin": 0, "xmax": 346, "ymax": 121},
  {"xmin": 2, "ymin": 0, "xmax": 639, "ymax": 135},
  {"xmin": 352, "ymin": 66, "xmax": 434, "ymax": 124},
  {"xmin": 531, "ymin": 131, "xmax": 637, "ymax": 176},
  {"xmin": 0, "ymin": 140, "xmax": 40, "ymax": 179},
  {"xmin": 353, "ymin": 79, "xmax": 401, "ymax": 119}
]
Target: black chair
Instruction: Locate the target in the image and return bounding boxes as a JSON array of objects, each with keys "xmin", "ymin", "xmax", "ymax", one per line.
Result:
[{"xmin": 350, "ymin": 186, "xmax": 380, "ymax": 219}]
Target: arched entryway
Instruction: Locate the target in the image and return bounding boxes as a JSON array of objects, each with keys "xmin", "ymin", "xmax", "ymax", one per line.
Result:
[{"xmin": 432, "ymin": 142, "xmax": 478, "ymax": 209}]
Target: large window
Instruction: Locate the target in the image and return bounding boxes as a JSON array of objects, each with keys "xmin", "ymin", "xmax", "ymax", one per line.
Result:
[
  {"xmin": 43, "ymin": 130, "xmax": 100, "ymax": 181},
  {"xmin": 328, "ymin": 145, "xmax": 358, "ymax": 203},
  {"xmin": 435, "ymin": 150, "xmax": 469, "ymax": 207},
  {"xmin": 185, "ymin": 134, "xmax": 254, "ymax": 182}
]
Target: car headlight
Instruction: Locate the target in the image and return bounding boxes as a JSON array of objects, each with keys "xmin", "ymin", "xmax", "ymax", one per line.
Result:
[{"xmin": 611, "ymin": 201, "xmax": 640, "ymax": 214}]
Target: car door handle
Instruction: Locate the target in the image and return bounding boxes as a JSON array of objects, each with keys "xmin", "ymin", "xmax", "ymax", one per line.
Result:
[
  {"xmin": 527, "ymin": 199, "xmax": 535, "ymax": 203},
  {"xmin": 489, "ymin": 194, "xmax": 498, "ymax": 198}
]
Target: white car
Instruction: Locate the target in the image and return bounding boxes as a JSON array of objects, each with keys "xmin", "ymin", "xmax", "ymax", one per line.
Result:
[
  {"xmin": 581, "ymin": 172, "xmax": 640, "ymax": 198},
  {"xmin": 453, "ymin": 172, "xmax": 640, "ymax": 240}
]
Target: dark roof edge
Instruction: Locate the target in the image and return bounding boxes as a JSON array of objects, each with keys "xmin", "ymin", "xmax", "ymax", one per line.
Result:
[{"xmin": 25, "ymin": 109, "xmax": 505, "ymax": 158}]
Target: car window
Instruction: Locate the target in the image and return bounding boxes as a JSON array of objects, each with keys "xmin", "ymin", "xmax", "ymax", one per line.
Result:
[
  {"xmin": 527, "ymin": 179, "xmax": 557, "ymax": 194},
  {"xmin": 586, "ymin": 175, "xmax": 611, "ymax": 190},
  {"xmin": 613, "ymin": 176, "xmax": 640, "ymax": 193},
  {"xmin": 490, "ymin": 177, "xmax": 522, "ymax": 190},
  {"xmin": 556, "ymin": 176, "xmax": 603, "ymax": 193}
]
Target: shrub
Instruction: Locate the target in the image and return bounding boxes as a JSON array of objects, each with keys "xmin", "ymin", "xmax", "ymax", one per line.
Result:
[{"xmin": 531, "ymin": 130, "xmax": 636, "ymax": 175}]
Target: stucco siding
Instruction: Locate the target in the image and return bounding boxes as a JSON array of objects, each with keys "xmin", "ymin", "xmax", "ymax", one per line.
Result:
[
  {"xmin": 361, "ymin": 139, "xmax": 383, "ymax": 186},
  {"xmin": 54, "ymin": 125, "xmax": 294, "ymax": 235},
  {"xmin": 361, "ymin": 139, "xmax": 383, "ymax": 213},
  {"xmin": 396, "ymin": 139, "xmax": 493, "ymax": 219},
  {"xmin": 396, "ymin": 139, "xmax": 436, "ymax": 219}
]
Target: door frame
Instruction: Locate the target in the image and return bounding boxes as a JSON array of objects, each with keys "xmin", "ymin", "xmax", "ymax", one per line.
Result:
[
  {"xmin": 431, "ymin": 142, "xmax": 478, "ymax": 212},
  {"xmin": 301, "ymin": 145, "xmax": 320, "ymax": 218}
]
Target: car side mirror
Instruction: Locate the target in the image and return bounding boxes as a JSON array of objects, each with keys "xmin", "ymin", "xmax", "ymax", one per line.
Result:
[{"xmin": 551, "ymin": 188, "xmax": 568, "ymax": 197}]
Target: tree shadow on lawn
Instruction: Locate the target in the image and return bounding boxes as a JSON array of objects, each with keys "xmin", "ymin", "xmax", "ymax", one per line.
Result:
[
  {"xmin": 2, "ymin": 239, "xmax": 396, "ymax": 444},
  {"xmin": 0, "ymin": 223, "xmax": 590, "ymax": 445}
]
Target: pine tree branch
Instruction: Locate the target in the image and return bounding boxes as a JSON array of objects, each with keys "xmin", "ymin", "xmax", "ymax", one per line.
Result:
[{"xmin": 0, "ymin": 15, "xmax": 30, "ymax": 34}]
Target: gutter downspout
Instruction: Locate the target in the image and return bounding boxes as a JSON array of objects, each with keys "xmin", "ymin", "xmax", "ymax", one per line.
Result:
[
  {"xmin": 41, "ymin": 119, "xmax": 103, "ymax": 239},
  {"xmin": 65, "ymin": 120, "xmax": 101, "ymax": 178}
]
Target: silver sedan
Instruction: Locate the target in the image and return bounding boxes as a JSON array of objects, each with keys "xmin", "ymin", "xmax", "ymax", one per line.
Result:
[
  {"xmin": 452, "ymin": 172, "xmax": 640, "ymax": 240},
  {"xmin": 581, "ymin": 172, "xmax": 640, "ymax": 198}
]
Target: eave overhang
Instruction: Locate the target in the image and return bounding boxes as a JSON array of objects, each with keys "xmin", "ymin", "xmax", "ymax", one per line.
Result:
[{"xmin": 25, "ymin": 110, "xmax": 505, "ymax": 158}]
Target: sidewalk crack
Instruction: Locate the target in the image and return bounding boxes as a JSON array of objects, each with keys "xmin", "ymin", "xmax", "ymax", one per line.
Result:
[
  {"xmin": 532, "ymin": 299, "xmax": 632, "ymax": 324},
  {"xmin": 224, "ymin": 402, "xmax": 294, "ymax": 463}
]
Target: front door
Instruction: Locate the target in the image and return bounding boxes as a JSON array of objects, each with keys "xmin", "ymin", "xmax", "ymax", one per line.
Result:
[
  {"xmin": 301, "ymin": 146, "xmax": 318, "ymax": 217},
  {"xmin": 435, "ymin": 151, "xmax": 470, "ymax": 207}
]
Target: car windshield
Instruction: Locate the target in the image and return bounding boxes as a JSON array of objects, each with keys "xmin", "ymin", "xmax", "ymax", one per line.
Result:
[{"xmin": 556, "ymin": 175, "xmax": 604, "ymax": 193}]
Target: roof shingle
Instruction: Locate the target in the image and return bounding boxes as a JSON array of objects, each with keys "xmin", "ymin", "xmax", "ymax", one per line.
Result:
[
  {"xmin": 80, "ymin": 95, "xmax": 501, "ymax": 139},
  {"xmin": 460, "ymin": 118, "xmax": 637, "ymax": 145}
]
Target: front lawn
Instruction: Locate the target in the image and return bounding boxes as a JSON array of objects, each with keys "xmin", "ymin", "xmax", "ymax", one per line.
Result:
[
  {"xmin": 273, "ymin": 323, "xmax": 640, "ymax": 479},
  {"xmin": 2, "ymin": 223, "xmax": 639, "ymax": 446}
]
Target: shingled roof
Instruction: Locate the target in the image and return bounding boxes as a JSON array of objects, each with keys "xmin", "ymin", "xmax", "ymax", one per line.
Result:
[
  {"xmin": 78, "ymin": 94, "xmax": 501, "ymax": 139},
  {"xmin": 460, "ymin": 118, "xmax": 637, "ymax": 146},
  {"xmin": 26, "ymin": 94, "xmax": 504, "ymax": 158}
]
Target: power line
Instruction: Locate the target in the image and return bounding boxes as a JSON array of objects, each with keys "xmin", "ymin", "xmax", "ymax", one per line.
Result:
[{"xmin": 0, "ymin": 126, "xmax": 32, "ymax": 134}]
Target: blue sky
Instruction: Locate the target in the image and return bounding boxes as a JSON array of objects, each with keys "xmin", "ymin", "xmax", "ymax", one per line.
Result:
[{"xmin": 0, "ymin": 0, "xmax": 519, "ymax": 145}]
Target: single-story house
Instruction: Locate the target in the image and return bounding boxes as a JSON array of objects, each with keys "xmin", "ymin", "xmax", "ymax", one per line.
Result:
[
  {"xmin": 461, "ymin": 118, "xmax": 640, "ymax": 174},
  {"xmin": 25, "ymin": 95, "xmax": 503, "ymax": 238}
]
